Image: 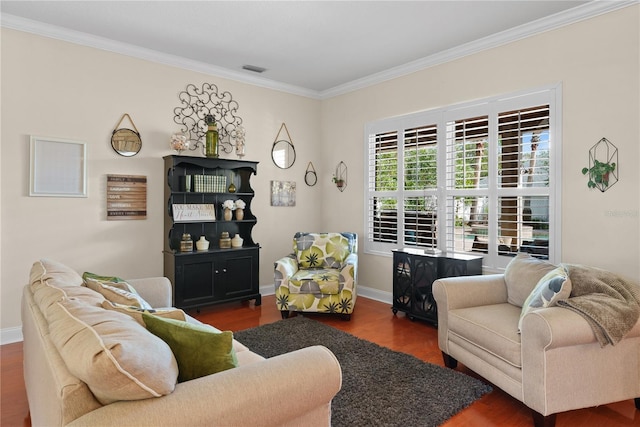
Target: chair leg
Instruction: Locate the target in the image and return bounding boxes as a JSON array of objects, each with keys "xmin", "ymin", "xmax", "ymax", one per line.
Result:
[
  {"xmin": 635, "ymin": 397, "xmax": 640, "ymax": 410},
  {"xmin": 281, "ymin": 311, "xmax": 290, "ymax": 319},
  {"xmin": 441, "ymin": 352, "xmax": 458, "ymax": 369},
  {"xmin": 532, "ymin": 410, "xmax": 556, "ymax": 427}
]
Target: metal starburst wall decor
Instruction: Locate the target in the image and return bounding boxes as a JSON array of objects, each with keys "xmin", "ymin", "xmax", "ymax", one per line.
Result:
[{"xmin": 173, "ymin": 83, "xmax": 244, "ymax": 155}]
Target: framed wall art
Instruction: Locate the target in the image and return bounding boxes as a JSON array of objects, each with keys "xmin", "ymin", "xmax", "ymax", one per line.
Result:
[
  {"xmin": 30, "ymin": 136, "xmax": 87, "ymax": 197},
  {"xmin": 271, "ymin": 180, "xmax": 296, "ymax": 206}
]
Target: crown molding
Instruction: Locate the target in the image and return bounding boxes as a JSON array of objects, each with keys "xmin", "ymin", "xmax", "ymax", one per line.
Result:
[
  {"xmin": 319, "ymin": 0, "xmax": 638, "ymax": 99},
  {"xmin": 0, "ymin": 14, "xmax": 321, "ymax": 99},
  {"xmin": 2, "ymin": 1, "xmax": 636, "ymax": 100}
]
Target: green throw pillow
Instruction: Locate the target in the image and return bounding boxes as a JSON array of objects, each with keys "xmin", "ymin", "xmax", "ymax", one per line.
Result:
[
  {"xmin": 82, "ymin": 271, "xmax": 127, "ymax": 283},
  {"xmin": 142, "ymin": 313, "xmax": 238, "ymax": 382}
]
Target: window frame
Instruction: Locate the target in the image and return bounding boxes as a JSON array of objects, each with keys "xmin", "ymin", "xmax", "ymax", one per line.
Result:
[{"xmin": 363, "ymin": 84, "xmax": 562, "ymax": 271}]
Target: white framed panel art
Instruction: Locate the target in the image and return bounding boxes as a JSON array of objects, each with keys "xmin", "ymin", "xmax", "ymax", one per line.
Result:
[{"xmin": 30, "ymin": 136, "xmax": 87, "ymax": 197}]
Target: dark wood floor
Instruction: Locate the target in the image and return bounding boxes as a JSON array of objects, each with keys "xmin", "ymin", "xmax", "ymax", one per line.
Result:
[{"xmin": 2, "ymin": 295, "xmax": 637, "ymax": 426}]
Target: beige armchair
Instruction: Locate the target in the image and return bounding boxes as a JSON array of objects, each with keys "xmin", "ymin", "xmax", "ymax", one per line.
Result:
[{"xmin": 433, "ymin": 255, "xmax": 640, "ymax": 427}]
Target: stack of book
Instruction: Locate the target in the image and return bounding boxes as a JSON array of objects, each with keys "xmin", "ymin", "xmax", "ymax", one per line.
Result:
[{"xmin": 193, "ymin": 175, "xmax": 227, "ymax": 193}]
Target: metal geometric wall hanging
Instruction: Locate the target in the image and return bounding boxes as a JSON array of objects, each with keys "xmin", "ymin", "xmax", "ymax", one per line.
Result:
[{"xmin": 581, "ymin": 137, "xmax": 618, "ymax": 192}]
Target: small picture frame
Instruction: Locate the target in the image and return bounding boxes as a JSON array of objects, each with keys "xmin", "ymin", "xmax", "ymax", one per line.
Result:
[
  {"xmin": 30, "ymin": 136, "xmax": 87, "ymax": 197},
  {"xmin": 271, "ymin": 180, "xmax": 296, "ymax": 206}
]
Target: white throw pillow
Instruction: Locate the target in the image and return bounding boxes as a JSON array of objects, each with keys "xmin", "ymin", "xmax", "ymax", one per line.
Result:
[
  {"xmin": 48, "ymin": 297, "xmax": 178, "ymax": 404},
  {"xmin": 518, "ymin": 265, "xmax": 572, "ymax": 332},
  {"xmin": 84, "ymin": 277, "xmax": 152, "ymax": 309}
]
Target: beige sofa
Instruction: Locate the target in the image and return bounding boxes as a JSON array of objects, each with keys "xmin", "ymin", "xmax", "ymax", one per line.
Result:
[
  {"xmin": 433, "ymin": 254, "xmax": 640, "ymax": 427},
  {"xmin": 22, "ymin": 259, "xmax": 342, "ymax": 427}
]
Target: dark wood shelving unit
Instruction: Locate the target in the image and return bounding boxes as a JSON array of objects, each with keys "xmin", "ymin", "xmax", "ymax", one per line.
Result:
[{"xmin": 163, "ymin": 155, "xmax": 261, "ymax": 311}]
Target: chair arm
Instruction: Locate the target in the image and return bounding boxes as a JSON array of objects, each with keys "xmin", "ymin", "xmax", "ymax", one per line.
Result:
[
  {"xmin": 274, "ymin": 254, "xmax": 298, "ymax": 289},
  {"xmin": 521, "ymin": 306, "xmax": 606, "ymax": 349},
  {"xmin": 127, "ymin": 277, "xmax": 173, "ymax": 308},
  {"xmin": 521, "ymin": 307, "xmax": 640, "ymax": 415},
  {"xmin": 68, "ymin": 346, "xmax": 342, "ymax": 427},
  {"xmin": 340, "ymin": 254, "xmax": 357, "ymax": 281},
  {"xmin": 433, "ymin": 274, "xmax": 508, "ymax": 311}
]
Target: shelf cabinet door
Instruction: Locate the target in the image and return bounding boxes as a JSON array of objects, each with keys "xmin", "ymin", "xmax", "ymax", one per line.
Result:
[
  {"xmin": 213, "ymin": 249, "xmax": 259, "ymax": 301},
  {"xmin": 392, "ymin": 252, "xmax": 413, "ymax": 311},
  {"xmin": 410, "ymin": 255, "xmax": 438, "ymax": 321},
  {"xmin": 175, "ymin": 254, "xmax": 216, "ymax": 307}
]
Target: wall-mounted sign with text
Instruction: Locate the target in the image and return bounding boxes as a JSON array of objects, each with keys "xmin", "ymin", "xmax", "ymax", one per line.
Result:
[
  {"xmin": 106, "ymin": 174, "xmax": 147, "ymax": 220},
  {"xmin": 172, "ymin": 204, "xmax": 216, "ymax": 222}
]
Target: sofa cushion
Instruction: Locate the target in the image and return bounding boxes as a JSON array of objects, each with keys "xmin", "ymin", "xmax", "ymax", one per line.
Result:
[
  {"xmin": 518, "ymin": 265, "xmax": 572, "ymax": 332},
  {"xmin": 504, "ymin": 253, "xmax": 557, "ymax": 307},
  {"xmin": 84, "ymin": 277, "xmax": 152, "ymax": 309},
  {"xmin": 30, "ymin": 260, "xmax": 107, "ymax": 314},
  {"xmin": 102, "ymin": 300, "xmax": 186, "ymax": 326},
  {"xmin": 449, "ymin": 303, "xmax": 523, "ymax": 368},
  {"xmin": 48, "ymin": 297, "xmax": 178, "ymax": 405},
  {"xmin": 289, "ymin": 268, "xmax": 341, "ymax": 294},
  {"xmin": 142, "ymin": 313, "xmax": 238, "ymax": 383},
  {"xmin": 30, "ymin": 259, "xmax": 84, "ymax": 290}
]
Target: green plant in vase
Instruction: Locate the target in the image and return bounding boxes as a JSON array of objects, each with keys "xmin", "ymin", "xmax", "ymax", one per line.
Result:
[{"xmin": 581, "ymin": 160, "xmax": 616, "ymax": 190}]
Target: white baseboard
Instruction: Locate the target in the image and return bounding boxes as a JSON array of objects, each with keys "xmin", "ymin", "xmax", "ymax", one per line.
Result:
[
  {"xmin": 1, "ymin": 326, "xmax": 23, "ymax": 345},
  {"xmin": 259, "ymin": 285, "xmax": 275, "ymax": 296},
  {"xmin": 2, "ymin": 285, "xmax": 392, "ymax": 345},
  {"xmin": 356, "ymin": 286, "xmax": 393, "ymax": 304}
]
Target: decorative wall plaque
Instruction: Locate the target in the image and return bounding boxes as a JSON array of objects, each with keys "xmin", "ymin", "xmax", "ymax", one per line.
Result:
[{"xmin": 106, "ymin": 175, "xmax": 147, "ymax": 220}]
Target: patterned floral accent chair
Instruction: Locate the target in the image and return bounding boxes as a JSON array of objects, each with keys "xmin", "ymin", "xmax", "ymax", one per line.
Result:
[{"xmin": 275, "ymin": 232, "xmax": 357, "ymax": 320}]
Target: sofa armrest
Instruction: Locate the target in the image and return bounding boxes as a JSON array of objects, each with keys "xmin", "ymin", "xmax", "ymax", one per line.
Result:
[
  {"xmin": 433, "ymin": 274, "xmax": 508, "ymax": 311},
  {"xmin": 67, "ymin": 345, "xmax": 341, "ymax": 427},
  {"xmin": 127, "ymin": 277, "xmax": 173, "ymax": 308}
]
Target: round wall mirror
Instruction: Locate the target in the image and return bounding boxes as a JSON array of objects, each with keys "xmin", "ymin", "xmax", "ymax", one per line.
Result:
[
  {"xmin": 111, "ymin": 128, "xmax": 142, "ymax": 157},
  {"xmin": 272, "ymin": 139, "xmax": 296, "ymax": 169}
]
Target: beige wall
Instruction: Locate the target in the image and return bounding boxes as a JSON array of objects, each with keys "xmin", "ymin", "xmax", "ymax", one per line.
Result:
[
  {"xmin": 320, "ymin": 6, "xmax": 639, "ymax": 293},
  {"xmin": 0, "ymin": 28, "xmax": 323, "ymax": 332},
  {"xmin": 2, "ymin": 6, "xmax": 639, "ymax": 335}
]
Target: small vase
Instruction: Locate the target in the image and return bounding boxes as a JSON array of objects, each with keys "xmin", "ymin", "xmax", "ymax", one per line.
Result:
[
  {"xmin": 196, "ymin": 236, "xmax": 210, "ymax": 251},
  {"xmin": 205, "ymin": 116, "xmax": 218, "ymax": 158},
  {"xmin": 179, "ymin": 233, "xmax": 193, "ymax": 253},
  {"xmin": 231, "ymin": 234, "xmax": 243, "ymax": 248},
  {"xmin": 219, "ymin": 232, "xmax": 231, "ymax": 249},
  {"xmin": 224, "ymin": 208, "xmax": 232, "ymax": 221},
  {"xmin": 235, "ymin": 208, "xmax": 244, "ymax": 221}
]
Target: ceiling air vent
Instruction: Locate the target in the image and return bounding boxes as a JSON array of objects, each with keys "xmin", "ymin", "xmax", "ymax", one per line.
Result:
[{"xmin": 242, "ymin": 65, "xmax": 266, "ymax": 73}]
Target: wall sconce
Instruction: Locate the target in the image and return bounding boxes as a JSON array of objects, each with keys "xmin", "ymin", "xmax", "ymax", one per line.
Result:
[
  {"xmin": 173, "ymin": 83, "xmax": 246, "ymax": 158},
  {"xmin": 333, "ymin": 161, "xmax": 347, "ymax": 192}
]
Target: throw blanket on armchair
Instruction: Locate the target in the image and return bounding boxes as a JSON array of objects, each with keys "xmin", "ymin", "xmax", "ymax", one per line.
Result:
[{"xmin": 557, "ymin": 264, "xmax": 640, "ymax": 346}]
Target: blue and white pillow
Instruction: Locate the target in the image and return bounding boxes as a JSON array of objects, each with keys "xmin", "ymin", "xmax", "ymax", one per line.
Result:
[{"xmin": 518, "ymin": 265, "xmax": 572, "ymax": 332}]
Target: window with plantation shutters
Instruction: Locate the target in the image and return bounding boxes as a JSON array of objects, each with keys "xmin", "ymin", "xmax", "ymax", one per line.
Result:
[
  {"xmin": 364, "ymin": 84, "xmax": 561, "ymax": 270},
  {"xmin": 366, "ymin": 114, "xmax": 440, "ymax": 254}
]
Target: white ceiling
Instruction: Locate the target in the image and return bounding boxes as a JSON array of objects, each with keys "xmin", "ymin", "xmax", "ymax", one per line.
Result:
[{"xmin": 0, "ymin": 1, "xmax": 633, "ymax": 98}]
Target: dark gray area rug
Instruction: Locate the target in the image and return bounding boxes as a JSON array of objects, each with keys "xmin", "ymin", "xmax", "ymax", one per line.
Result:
[{"xmin": 234, "ymin": 316, "xmax": 492, "ymax": 427}]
